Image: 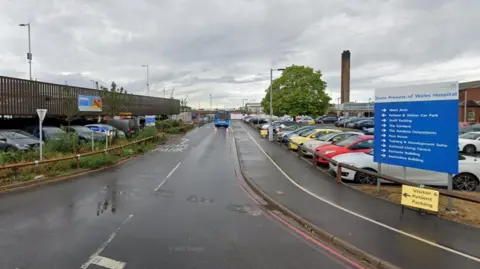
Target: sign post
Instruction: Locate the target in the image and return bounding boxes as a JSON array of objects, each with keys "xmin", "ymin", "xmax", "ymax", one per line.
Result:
[
  {"xmin": 374, "ymin": 82, "xmax": 459, "ymax": 210},
  {"xmin": 36, "ymin": 109, "xmax": 47, "ymax": 160}
]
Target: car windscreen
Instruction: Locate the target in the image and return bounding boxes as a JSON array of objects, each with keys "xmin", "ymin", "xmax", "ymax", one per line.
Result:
[
  {"xmin": 316, "ymin": 132, "xmax": 337, "ymax": 141},
  {"xmin": 43, "ymin": 127, "xmax": 64, "ymax": 135},
  {"xmin": 0, "ymin": 131, "xmax": 34, "ymax": 140},
  {"xmin": 460, "ymin": 132, "xmax": 480, "ymax": 140},
  {"xmin": 301, "ymin": 129, "xmax": 318, "ymax": 137},
  {"xmin": 334, "ymin": 136, "xmax": 359, "ymax": 147},
  {"xmin": 72, "ymin": 126, "xmax": 94, "ymax": 133}
]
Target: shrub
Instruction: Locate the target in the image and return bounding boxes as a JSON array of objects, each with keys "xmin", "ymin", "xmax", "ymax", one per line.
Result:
[{"xmin": 77, "ymin": 154, "xmax": 120, "ymax": 169}]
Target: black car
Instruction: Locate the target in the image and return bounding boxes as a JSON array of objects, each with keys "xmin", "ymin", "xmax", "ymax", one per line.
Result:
[
  {"xmin": 349, "ymin": 119, "xmax": 374, "ymax": 130},
  {"xmin": 64, "ymin": 125, "xmax": 106, "ymax": 142},
  {"xmin": 247, "ymin": 117, "xmax": 268, "ymax": 125},
  {"xmin": 0, "ymin": 129, "xmax": 42, "ymax": 151},
  {"xmin": 335, "ymin": 117, "xmax": 359, "ymax": 127},
  {"xmin": 316, "ymin": 116, "xmax": 338, "ymax": 124}
]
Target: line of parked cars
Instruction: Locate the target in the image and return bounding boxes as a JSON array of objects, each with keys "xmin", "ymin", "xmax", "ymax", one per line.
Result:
[
  {"xmin": 261, "ymin": 121, "xmax": 479, "ymax": 191},
  {"xmin": 0, "ymin": 119, "xmax": 141, "ymax": 152}
]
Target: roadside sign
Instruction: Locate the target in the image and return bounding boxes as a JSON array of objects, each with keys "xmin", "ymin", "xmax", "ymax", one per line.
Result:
[
  {"xmin": 145, "ymin": 115, "xmax": 155, "ymax": 127},
  {"xmin": 36, "ymin": 109, "xmax": 47, "ymax": 122},
  {"xmin": 374, "ymin": 82, "xmax": 459, "ymax": 174},
  {"xmin": 401, "ymin": 185, "xmax": 439, "ymax": 212}
]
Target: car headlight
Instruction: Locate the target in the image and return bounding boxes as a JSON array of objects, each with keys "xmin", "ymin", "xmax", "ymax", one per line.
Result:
[{"xmin": 324, "ymin": 150, "xmax": 336, "ymax": 154}]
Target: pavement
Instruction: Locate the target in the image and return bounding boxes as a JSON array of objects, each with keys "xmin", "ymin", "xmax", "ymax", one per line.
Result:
[
  {"xmin": 0, "ymin": 123, "xmax": 366, "ymax": 269},
  {"xmin": 232, "ymin": 121, "xmax": 480, "ymax": 269}
]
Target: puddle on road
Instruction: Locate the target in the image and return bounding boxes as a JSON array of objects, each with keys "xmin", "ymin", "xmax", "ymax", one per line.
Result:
[
  {"xmin": 97, "ymin": 184, "xmax": 117, "ymax": 216},
  {"xmin": 226, "ymin": 204, "xmax": 262, "ymax": 216},
  {"xmin": 186, "ymin": 195, "xmax": 214, "ymax": 204}
]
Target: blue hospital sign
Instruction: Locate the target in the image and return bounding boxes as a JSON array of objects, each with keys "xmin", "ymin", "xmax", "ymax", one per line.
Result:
[{"xmin": 374, "ymin": 82, "xmax": 459, "ymax": 174}]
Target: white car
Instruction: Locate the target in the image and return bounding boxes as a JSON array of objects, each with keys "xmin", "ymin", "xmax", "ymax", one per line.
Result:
[
  {"xmin": 300, "ymin": 132, "xmax": 363, "ymax": 157},
  {"xmin": 329, "ymin": 151, "xmax": 480, "ymax": 191},
  {"xmin": 459, "ymin": 132, "xmax": 480, "ymax": 154}
]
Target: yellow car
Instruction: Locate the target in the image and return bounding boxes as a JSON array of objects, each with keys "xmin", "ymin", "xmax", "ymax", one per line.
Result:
[{"xmin": 289, "ymin": 128, "xmax": 342, "ymax": 150}]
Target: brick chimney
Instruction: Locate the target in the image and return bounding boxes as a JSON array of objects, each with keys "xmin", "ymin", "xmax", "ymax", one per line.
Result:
[{"xmin": 341, "ymin": 50, "xmax": 351, "ymax": 104}]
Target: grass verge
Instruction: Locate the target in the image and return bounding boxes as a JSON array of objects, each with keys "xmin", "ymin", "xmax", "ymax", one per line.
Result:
[{"xmin": 357, "ymin": 185, "xmax": 480, "ymax": 228}]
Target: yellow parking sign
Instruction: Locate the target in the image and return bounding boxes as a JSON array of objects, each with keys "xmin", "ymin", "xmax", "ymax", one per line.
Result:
[
  {"xmin": 401, "ymin": 185, "xmax": 439, "ymax": 212},
  {"xmin": 260, "ymin": 129, "xmax": 267, "ymax": 137}
]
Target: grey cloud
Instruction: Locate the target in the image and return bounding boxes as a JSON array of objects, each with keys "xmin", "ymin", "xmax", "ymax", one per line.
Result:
[{"xmin": 1, "ymin": 0, "xmax": 479, "ymax": 108}]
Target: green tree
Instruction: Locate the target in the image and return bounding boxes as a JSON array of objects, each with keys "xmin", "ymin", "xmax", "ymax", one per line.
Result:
[
  {"xmin": 261, "ymin": 65, "xmax": 331, "ymax": 118},
  {"xmin": 101, "ymin": 82, "xmax": 132, "ymax": 118}
]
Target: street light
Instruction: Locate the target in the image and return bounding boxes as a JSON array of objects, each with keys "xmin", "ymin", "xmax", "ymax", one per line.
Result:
[
  {"xmin": 269, "ymin": 68, "xmax": 285, "ymax": 141},
  {"xmin": 209, "ymin": 94, "xmax": 212, "ymax": 110},
  {"xmin": 242, "ymin": 98, "xmax": 248, "ymax": 115},
  {"xmin": 141, "ymin": 64, "xmax": 150, "ymax": 96},
  {"xmin": 19, "ymin": 23, "xmax": 32, "ymax": 80}
]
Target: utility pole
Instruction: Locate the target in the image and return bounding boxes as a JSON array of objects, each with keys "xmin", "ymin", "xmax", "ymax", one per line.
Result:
[
  {"xmin": 209, "ymin": 94, "xmax": 212, "ymax": 110},
  {"xmin": 269, "ymin": 68, "xmax": 285, "ymax": 141},
  {"xmin": 141, "ymin": 64, "xmax": 149, "ymax": 96},
  {"xmin": 19, "ymin": 23, "xmax": 32, "ymax": 80}
]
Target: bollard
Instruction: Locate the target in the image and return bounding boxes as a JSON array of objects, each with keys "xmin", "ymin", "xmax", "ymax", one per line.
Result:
[
  {"xmin": 76, "ymin": 154, "xmax": 80, "ymax": 169},
  {"xmin": 336, "ymin": 164, "xmax": 342, "ymax": 184},
  {"xmin": 312, "ymin": 152, "xmax": 316, "ymax": 167}
]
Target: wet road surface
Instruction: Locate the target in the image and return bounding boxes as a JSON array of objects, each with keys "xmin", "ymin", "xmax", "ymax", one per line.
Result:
[
  {"xmin": 233, "ymin": 121, "xmax": 480, "ymax": 269},
  {"xmin": 0, "ymin": 124, "xmax": 364, "ymax": 269}
]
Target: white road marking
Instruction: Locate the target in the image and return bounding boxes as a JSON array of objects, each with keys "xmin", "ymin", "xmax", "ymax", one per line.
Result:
[
  {"xmin": 180, "ymin": 138, "xmax": 189, "ymax": 145},
  {"xmin": 91, "ymin": 256, "xmax": 126, "ymax": 269},
  {"xmin": 80, "ymin": 214, "xmax": 133, "ymax": 269},
  {"xmin": 154, "ymin": 162, "xmax": 182, "ymax": 191},
  {"xmin": 237, "ymin": 123, "xmax": 480, "ymax": 263}
]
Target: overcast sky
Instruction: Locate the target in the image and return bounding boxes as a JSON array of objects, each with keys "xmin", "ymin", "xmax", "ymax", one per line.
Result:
[{"xmin": 1, "ymin": 0, "xmax": 479, "ymax": 109}]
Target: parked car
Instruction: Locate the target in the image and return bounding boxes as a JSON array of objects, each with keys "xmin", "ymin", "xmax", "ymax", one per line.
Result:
[
  {"xmin": 335, "ymin": 117, "xmax": 359, "ymax": 127},
  {"xmin": 348, "ymin": 119, "xmax": 374, "ymax": 130},
  {"xmin": 289, "ymin": 128, "xmax": 342, "ymax": 150},
  {"xmin": 64, "ymin": 125, "xmax": 106, "ymax": 142},
  {"xmin": 363, "ymin": 128, "xmax": 374, "ymax": 135},
  {"xmin": 85, "ymin": 124, "xmax": 126, "ymax": 138},
  {"xmin": 296, "ymin": 116, "xmax": 315, "ymax": 125},
  {"xmin": 276, "ymin": 125, "xmax": 305, "ymax": 141},
  {"xmin": 316, "ymin": 116, "xmax": 338, "ymax": 124},
  {"xmin": 300, "ymin": 131, "xmax": 363, "ymax": 157},
  {"xmin": 0, "ymin": 129, "xmax": 42, "ymax": 151},
  {"xmin": 329, "ymin": 151, "xmax": 479, "ymax": 191},
  {"xmin": 345, "ymin": 118, "xmax": 369, "ymax": 128},
  {"xmin": 459, "ymin": 124, "xmax": 480, "ymax": 134},
  {"xmin": 106, "ymin": 119, "xmax": 139, "ymax": 137},
  {"xmin": 247, "ymin": 117, "xmax": 268, "ymax": 125},
  {"xmin": 459, "ymin": 132, "xmax": 480, "ymax": 154},
  {"xmin": 24, "ymin": 126, "xmax": 66, "ymax": 141},
  {"xmin": 315, "ymin": 135, "xmax": 374, "ymax": 164},
  {"xmin": 271, "ymin": 121, "xmax": 299, "ymax": 132},
  {"xmin": 282, "ymin": 126, "xmax": 318, "ymax": 144}
]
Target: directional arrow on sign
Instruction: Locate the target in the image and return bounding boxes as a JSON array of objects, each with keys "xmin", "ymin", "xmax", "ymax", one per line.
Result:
[
  {"xmin": 381, "ymin": 124, "xmax": 386, "ymax": 127},
  {"xmin": 381, "ymin": 154, "xmax": 386, "ymax": 157},
  {"xmin": 382, "ymin": 113, "xmax": 386, "ymax": 117},
  {"xmin": 403, "ymin": 193, "xmax": 411, "ymax": 198},
  {"xmin": 381, "ymin": 134, "xmax": 386, "ymax": 137},
  {"xmin": 381, "ymin": 139, "xmax": 386, "ymax": 142},
  {"xmin": 382, "ymin": 109, "xmax": 386, "ymax": 112},
  {"xmin": 382, "ymin": 129, "xmax": 386, "ymax": 132},
  {"xmin": 381, "ymin": 119, "xmax": 386, "ymax": 122},
  {"xmin": 381, "ymin": 144, "xmax": 386, "ymax": 147},
  {"xmin": 381, "ymin": 149, "xmax": 386, "ymax": 152}
]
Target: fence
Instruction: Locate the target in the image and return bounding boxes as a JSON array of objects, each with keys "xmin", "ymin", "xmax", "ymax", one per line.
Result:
[
  {"xmin": 0, "ymin": 75, "xmax": 180, "ymax": 116},
  {"xmin": 246, "ymin": 121, "xmax": 480, "ymax": 205},
  {"xmin": 0, "ymin": 133, "xmax": 165, "ymax": 171}
]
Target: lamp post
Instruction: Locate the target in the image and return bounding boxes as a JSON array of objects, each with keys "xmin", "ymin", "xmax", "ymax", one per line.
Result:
[
  {"xmin": 242, "ymin": 98, "xmax": 248, "ymax": 115},
  {"xmin": 19, "ymin": 23, "xmax": 32, "ymax": 80},
  {"xmin": 269, "ymin": 68, "xmax": 285, "ymax": 141},
  {"xmin": 141, "ymin": 65, "xmax": 149, "ymax": 96},
  {"xmin": 209, "ymin": 94, "xmax": 212, "ymax": 110}
]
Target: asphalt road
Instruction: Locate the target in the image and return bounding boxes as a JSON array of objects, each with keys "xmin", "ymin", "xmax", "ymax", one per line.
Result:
[{"xmin": 0, "ymin": 124, "xmax": 364, "ymax": 269}]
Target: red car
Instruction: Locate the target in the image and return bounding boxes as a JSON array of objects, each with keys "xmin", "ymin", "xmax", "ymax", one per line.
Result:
[{"xmin": 315, "ymin": 135, "xmax": 374, "ymax": 164}]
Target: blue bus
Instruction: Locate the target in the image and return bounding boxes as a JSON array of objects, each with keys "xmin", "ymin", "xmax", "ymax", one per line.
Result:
[{"xmin": 214, "ymin": 110, "xmax": 230, "ymax": 128}]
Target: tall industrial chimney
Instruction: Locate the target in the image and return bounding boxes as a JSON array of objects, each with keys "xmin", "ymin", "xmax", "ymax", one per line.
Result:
[{"xmin": 341, "ymin": 50, "xmax": 351, "ymax": 104}]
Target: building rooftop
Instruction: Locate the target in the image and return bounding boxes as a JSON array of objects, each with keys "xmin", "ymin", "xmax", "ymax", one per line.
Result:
[{"xmin": 460, "ymin": 80, "xmax": 480, "ymax": 90}]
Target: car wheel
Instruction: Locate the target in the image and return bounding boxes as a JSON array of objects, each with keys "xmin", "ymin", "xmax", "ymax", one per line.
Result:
[
  {"xmin": 463, "ymin": 144, "xmax": 476, "ymax": 154},
  {"xmin": 354, "ymin": 169, "xmax": 377, "ymax": 185},
  {"xmin": 453, "ymin": 173, "xmax": 479, "ymax": 191}
]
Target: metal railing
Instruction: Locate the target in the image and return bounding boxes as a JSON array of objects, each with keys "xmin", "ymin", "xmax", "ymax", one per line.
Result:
[
  {"xmin": 0, "ymin": 133, "xmax": 165, "ymax": 171},
  {"xmin": 246, "ymin": 122, "xmax": 480, "ymax": 205}
]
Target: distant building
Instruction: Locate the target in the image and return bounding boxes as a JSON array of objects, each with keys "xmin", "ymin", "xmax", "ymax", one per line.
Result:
[
  {"xmin": 459, "ymin": 80, "xmax": 480, "ymax": 123},
  {"xmin": 245, "ymin": 102, "xmax": 263, "ymax": 113}
]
